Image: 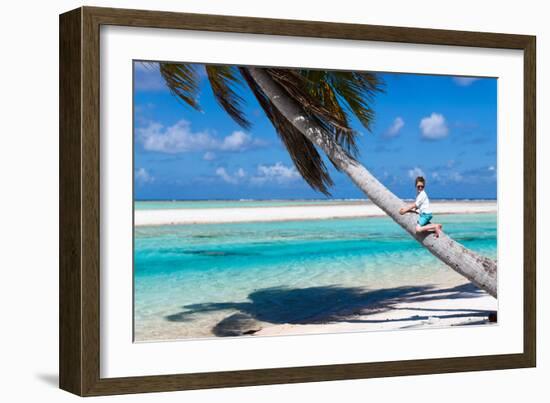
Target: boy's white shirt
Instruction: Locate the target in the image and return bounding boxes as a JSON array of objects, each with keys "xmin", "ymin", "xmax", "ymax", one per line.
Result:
[{"xmin": 415, "ymin": 190, "xmax": 432, "ymax": 214}]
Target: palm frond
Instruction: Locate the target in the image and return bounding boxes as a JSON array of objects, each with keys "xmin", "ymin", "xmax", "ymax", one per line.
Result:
[
  {"xmin": 240, "ymin": 67, "xmax": 333, "ymax": 195},
  {"xmin": 299, "ymin": 69, "xmax": 359, "ymax": 158},
  {"xmin": 266, "ymin": 68, "xmax": 352, "ymax": 134},
  {"xmin": 326, "ymin": 71, "xmax": 384, "ymax": 131},
  {"xmin": 205, "ymin": 65, "xmax": 251, "ymax": 129},
  {"xmin": 158, "ymin": 63, "xmax": 201, "ymax": 110}
]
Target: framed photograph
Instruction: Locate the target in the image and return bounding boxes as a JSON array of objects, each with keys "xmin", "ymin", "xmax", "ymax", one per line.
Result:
[{"xmin": 59, "ymin": 6, "xmax": 536, "ymax": 396}]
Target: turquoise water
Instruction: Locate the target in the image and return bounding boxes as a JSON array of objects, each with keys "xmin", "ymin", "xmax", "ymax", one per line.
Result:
[{"xmin": 134, "ymin": 212, "xmax": 497, "ymax": 341}]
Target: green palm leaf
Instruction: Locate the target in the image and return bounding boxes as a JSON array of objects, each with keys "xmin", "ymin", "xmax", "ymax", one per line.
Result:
[
  {"xmin": 240, "ymin": 67, "xmax": 334, "ymax": 195},
  {"xmin": 158, "ymin": 63, "xmax": 201, "ymax": 110},
  {"xmin": 326, "ymin": 71, "xmax": 383, "ymax": 132},
  {"xmin": 205, "ymin": 65, "xmax": 251, "ymax": 129},
  {"xmin": 300, "ymin": 69, "xmax": 384, "ymax": 156},
  {"xmin": 299, "ymin": 69, "xmax": 357, "ymax": 157}
]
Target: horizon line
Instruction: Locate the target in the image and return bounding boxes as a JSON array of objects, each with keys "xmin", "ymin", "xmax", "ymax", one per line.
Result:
[{"xmin": 135, "ymin": 197, "xmax": 498, "ymax": 202}]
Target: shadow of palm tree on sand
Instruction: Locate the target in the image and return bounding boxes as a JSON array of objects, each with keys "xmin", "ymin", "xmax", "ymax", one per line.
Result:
[{"xmin": 165, "ymin": 282, "xmax": 495, "ymax": 337}]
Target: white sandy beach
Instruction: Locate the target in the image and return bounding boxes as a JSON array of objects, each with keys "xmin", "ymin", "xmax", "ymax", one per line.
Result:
[
  {"xmin": 135, "ymin": 200, "xmax": 497, "ymax": 226},
  {"xmin": 253, "ymin": 278, "xmax": 497, "ymax": 338},
  {"xmin": 135, "ymin": 275, "xmax": 497, "ymax": 341}
]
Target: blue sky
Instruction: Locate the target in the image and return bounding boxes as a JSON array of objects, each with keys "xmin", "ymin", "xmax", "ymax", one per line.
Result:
[{"xmin": 134, "ymin": 62, "xmax": 497, "ymax": 200}]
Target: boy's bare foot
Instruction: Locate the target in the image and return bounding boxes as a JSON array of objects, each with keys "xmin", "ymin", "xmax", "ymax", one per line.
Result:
[{"xmin": 435, "ymin": 224, "xmax": 443, "ymax": 238}]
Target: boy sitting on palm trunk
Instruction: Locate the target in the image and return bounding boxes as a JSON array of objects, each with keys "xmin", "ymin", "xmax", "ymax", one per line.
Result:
[{"xmin": 399, "ymin": 176, "xmax": 443, "ymax": 238}]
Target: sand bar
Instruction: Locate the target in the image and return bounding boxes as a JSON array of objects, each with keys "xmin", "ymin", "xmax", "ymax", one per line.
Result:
[{"xmin": 135, "ymin": 200, "xmax": 496, "ymax": 226}]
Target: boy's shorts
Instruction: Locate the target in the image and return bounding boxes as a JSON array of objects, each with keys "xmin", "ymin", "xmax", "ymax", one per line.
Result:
[{"xmin": 418, "ymin": 212, "xmax": 433, "ymax": 226}]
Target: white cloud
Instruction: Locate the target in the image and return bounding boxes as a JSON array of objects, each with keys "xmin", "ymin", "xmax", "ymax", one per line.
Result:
[
  {"xmin": 456, "ymin": 166, "xmax": 497, "ymax": 184},
  {"xmin": 384, "ymin": 117, "xmax": 404, "ymax": 137},
  {"xmin": 452, "ymin": 77, "xmax": 480, "ymax": 86},
  {"xmin": 429, "ymin": 165, "xmax": 496, "ymax": 186},
  {"xmin": 203, "ymin": 151, "xmax": 216, "ymax": 161},
  {"xmin": 220, "ymin": 131, "xmax": 254, "ymax": 151},
  {"xmin": 138, "ymin": 120, "xmax": 265, "ymax": 154},
  {"xmin": 429, "ymin": 170, "xmax": 464, "ymax": 184},
  {"xmin": 251, "ymin": 162, "xmax": 301, "ymax": 185},
  {"xmin": 449, "ymin": 172, "xmax": 463, "ymax": 182},
  {"xmin": 135, "ymin": 168, "xmax": 154, "ymax": 184},
  {"xmin": 408, "ymin": 167, "xmax": 425, "ymax": 180},
  {"xmin": 216, "ymin": 167, "xmax": 235, "ymax": 184},
  {"xmin": 419, "ymin": 113, "xmax": 449, "ymax": 139},
  {"xmin": 215, "ymin": 167, "xmax": 247, "ymax": 184},
  {"xmin": 215, "ymin": 163, "xmax": 301, "ymax": 186},
  {"xmin": 138, "ymin": 120, "xmax": 213, "ymax": 153}
]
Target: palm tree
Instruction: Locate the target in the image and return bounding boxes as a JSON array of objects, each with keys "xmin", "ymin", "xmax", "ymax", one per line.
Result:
[{"xmin": 150, "ymin": 62, "xmax": 497, "ymax": 298}]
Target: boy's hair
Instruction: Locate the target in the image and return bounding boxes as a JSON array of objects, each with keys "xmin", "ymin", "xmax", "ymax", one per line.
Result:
[{"xmin": 415, "ymin": 176, "xmax": 426, "ymax": 186}]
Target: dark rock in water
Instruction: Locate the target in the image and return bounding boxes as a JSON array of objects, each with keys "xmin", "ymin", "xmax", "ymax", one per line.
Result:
[
  {"xmin": 199, "ymin": 251, "xmax": 227, "ymax": 256},
  {"xmin": 213, "ymin": 313, "xmax": 262, "ymax": 337},
  {"xmin": 185, "ymin": 250, "xmax": 231, "ymax": 256}
]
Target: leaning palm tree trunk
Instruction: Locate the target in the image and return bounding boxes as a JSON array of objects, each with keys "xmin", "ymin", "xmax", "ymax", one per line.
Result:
[{"xmin": 247, "ymin": 67, "xmax": 497, "ymax": 298}]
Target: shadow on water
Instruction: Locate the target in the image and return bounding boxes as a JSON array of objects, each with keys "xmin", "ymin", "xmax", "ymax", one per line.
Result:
[{"xmin": 165, "ymin": 282, "xmax": 493, "ymax": 336}]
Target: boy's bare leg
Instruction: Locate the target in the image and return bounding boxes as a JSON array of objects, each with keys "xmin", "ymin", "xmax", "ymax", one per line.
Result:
[
  {"xmin": 435, "ymin": 223, "xmax": 443, "ymax": 237},
  {"xmin": 415, "ymin": 223, "xmax": 443, "ymax": 238}
]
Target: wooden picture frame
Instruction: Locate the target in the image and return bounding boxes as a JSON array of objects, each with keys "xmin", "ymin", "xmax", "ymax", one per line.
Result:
[{"xmin": 59, "ymin": 6, "xmax": 536, "ymax": 396}]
